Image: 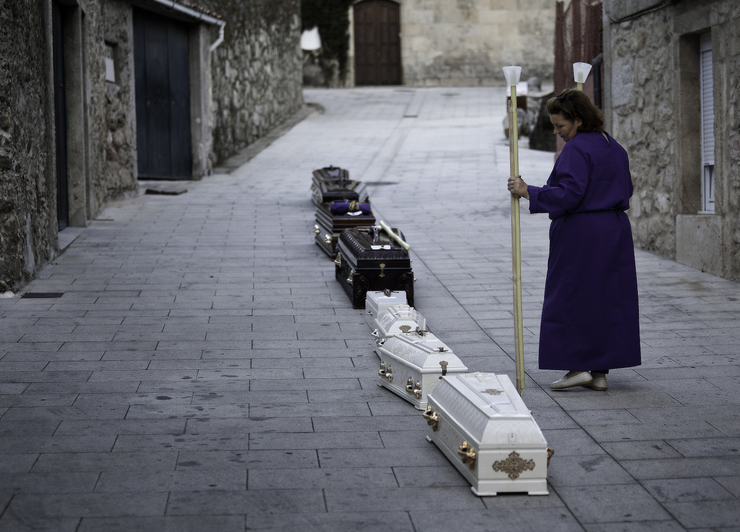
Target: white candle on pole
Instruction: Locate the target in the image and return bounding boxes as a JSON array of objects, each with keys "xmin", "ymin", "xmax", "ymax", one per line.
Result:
[
  {"xmin": 502, "ymin": 65, "xmax": 526, "ymax": 395},
  {"xmin": 573, "ymin": 62, "xmax": 592, "ymax": 91}
]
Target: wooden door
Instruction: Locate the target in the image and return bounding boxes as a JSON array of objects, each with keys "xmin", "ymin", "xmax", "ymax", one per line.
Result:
[
  {"xmin": 354, "ymin": 0, "xmax": 402, "ymax": 85},
  {"xmin": 133, "ymin": 8, "xmax": 192, "ymax": 180}
]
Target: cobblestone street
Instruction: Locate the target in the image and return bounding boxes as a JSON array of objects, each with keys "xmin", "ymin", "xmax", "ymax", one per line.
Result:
[{"xmin": 1, "ymin": 87, "xmax": 739, "ymax": 531}]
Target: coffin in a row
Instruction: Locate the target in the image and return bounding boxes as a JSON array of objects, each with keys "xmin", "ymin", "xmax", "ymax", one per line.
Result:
[{"xmin": 336, "ymin": 226, "xmax": 414, "ymax": 309}]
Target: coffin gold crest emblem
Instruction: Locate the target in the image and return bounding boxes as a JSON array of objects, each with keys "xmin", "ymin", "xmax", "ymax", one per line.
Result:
[{"xmin": 492, "ymin": 451, "xmax": 536, "ymax": 480}]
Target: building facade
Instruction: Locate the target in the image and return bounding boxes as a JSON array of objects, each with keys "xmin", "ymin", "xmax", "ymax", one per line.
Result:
[
  {"xmin": 0, "ymin": 0, "xmax": 303, "ymax": 293},
  {"xmin": 602, "ymin": 0, "xmax": 740, "ymax": 281},
  {"xmin": 346, "ymin": 0, "xmax": 555, "ymax": 87}
]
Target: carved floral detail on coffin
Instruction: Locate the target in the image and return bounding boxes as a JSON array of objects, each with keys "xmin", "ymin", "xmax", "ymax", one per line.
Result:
[
  {"xmin": 380, "ymin": 335, "xmax": 460, "ymax": 370},
  {"xmin": 376, "ymin": 305, "xmax": 426, "ymax": 337},
  {"xmin": 429, "ymin": 374, "xmax": 545, "ymax": 445},
  {"xmin": 493, "ymin": 451, "xmax": 536, "ymax": 480},
  {"xmin": 339, "ymin": 228, "xmax": 409, "ymax": 260}
]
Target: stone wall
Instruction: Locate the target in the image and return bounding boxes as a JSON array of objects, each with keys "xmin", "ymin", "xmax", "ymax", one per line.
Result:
[
  {"xmin": 604, "ymin": 0, "xmax": 740, "ymax": 280},
  {"xmin": 607, "ymin": 9, "xmax": 677, "ymax": 254},
  {"xmin": 198, "ymin": 0, "xmax": 304, "ymax": 163},
  {"xmin": 712, "ymin": 3, "xmax": 740, "ymax": 281},
  {"xmin": 101, "ymin": 0, "xmax": 138, "ymax": 203},
  {"xmin": 347, "ymin": 0, "xmax": 555, "ymax": 87},
  {"xmin": 0, "ymin": 1, "xmax": 56, "ymax": 292},
  {"xmin": 84, "ymin": 2, "xmax": 111, "ymax": 222}
]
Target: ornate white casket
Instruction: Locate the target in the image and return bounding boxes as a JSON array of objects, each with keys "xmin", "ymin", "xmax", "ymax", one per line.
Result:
[
  {"xmin": 364, "ymin": 290, "xmax": 408, "ymax": 330},
  {"xmin": 372, "ymin": 304, "xmax": 427, "ymax": 343},
  {"xmin": 423, "ymin": 373, "xmax": 551, "ymax": 496},
  {"xmin": 374, "ymin": 330, "xmax": 467, "ymax": 410}
]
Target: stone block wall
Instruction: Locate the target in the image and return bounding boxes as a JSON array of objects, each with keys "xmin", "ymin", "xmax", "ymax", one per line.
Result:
[
  {"xmin": 0, "ymin": 2, "xmax": 56, "ymax": 291},
  {"xmin": 604, "ymin": 0, "xmax": 740, "ymax": 280},
  {"xmin": 607, "ymin": 9, "xmax": 677, "ymax": 255},
  {"xmin": 82, "ymin": 2, "xmax": 110, "ymax": 222},
  {"xmin": 101, "ymin": 0, "xmax": 138, "ymax": 203},
  {"xmin": 198, "ymin": 0, "xmax": 304, "ymax": 163},
  {"xmin": 713, "ymin": 4, "xmax": 740, "ymax": 281},
  {"xmin": 395, "ymin": 0, "xmax": 555, "ymax": 86}
]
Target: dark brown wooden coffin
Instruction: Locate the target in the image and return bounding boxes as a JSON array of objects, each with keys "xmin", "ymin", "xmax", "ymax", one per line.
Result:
[
  {"xmin": 335, "ymin": 226, "xmax": 414, "ymax": 309},
  {"xmin": 311, "ymin": 166, "xmax": 369, "ymax": 206}
]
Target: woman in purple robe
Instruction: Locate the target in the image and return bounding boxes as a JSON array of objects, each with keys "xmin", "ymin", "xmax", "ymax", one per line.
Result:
[{"xmin": 508, "ymin": 89, "xmax": 641, "ymax": 391}]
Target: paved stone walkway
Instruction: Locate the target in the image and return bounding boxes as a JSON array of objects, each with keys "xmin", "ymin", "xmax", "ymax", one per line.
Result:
[{"xmin": 1, "ymin": 87, "xmax": 739, "ymax": 531}]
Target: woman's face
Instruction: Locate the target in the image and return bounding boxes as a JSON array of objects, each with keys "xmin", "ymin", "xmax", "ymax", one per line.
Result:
[{"xmin": 550, "ymin": 113, "xmax": 582, "ymax": 142}]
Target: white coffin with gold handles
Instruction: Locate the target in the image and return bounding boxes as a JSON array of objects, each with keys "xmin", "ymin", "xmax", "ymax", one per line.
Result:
[
  {"xmin": 424, "ymin": 373, "xmax": 551, "ymax": 496},
  {"xmin": 365, "ymin": 290, "xmax": 408, "ymax": 330},
  {"xmin": 372, "ymin": 304, "xmax": 427, "ymax": 344},
  {"xmin": 374, "ymin": 330, "xmax": 467, "ymax": 410}
]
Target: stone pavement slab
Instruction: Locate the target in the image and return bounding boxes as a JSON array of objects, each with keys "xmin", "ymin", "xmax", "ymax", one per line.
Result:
[{"xmin": 1, "ymin": 87, "xmax": 739, "ymax": 530}]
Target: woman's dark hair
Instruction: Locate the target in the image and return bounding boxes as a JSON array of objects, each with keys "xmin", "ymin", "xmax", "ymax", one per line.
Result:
[{"xmin": 546, "ymin": 89, "xmax": 604, "ymax": 133}]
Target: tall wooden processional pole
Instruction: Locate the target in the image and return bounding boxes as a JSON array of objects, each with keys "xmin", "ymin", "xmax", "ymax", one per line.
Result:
[{"xmin": 502, "ymin": 66, "xmax": 525, "ymax": 395}]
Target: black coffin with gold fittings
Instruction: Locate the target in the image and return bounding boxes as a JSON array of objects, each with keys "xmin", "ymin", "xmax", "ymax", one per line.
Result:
[
  {"xmin": 311, "ymin": 166, "xmax": 369, "ymax": 206},
  {"xmin": 313, "ymin": 201, "xmax": 376, "ymax": 259},
  {"xmin": 335, "ymin": 224, "xmax": 414, "ymax": 309}
]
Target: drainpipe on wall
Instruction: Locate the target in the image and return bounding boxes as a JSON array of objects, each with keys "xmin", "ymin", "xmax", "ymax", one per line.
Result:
[
  {"xmin": 592, "ymin": 53, "xmax": 603, "ymax": 109},
  {"xmin": 209, "ymin": 22, "xmax": 225, "ymax": 52}
]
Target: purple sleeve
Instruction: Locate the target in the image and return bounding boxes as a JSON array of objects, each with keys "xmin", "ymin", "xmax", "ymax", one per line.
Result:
[{"xmin": 527, "ymin": 145, "xmax": 590, "ymax": 217}]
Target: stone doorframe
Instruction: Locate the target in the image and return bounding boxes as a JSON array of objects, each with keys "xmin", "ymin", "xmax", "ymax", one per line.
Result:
[
  {"xmin": 126, "ymin": 0, "xmax": 226, "ymax": 181},
  {"xmin": 50, "ymin": 0, "xmax": 91, "ymax": 228}
]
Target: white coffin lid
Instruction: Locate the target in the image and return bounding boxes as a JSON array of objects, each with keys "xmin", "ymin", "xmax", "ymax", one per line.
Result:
[
  {"xmin": 429, "ymin": 373, "xmax": 547, "ymax": 449},
  {"xmin": 366, "ymin": 291, "xmax": 407, "ymax": 312},
  {"xmin": 379, "ymin": 333, "xmax": 466, "ymax": 373},
  {"xmin": 365, "ymin": 292, "xmax": 407, "ymax": 328},
  {"xmin": 376, "ymin": 305, "xmax": 426, "ymax": 337}
]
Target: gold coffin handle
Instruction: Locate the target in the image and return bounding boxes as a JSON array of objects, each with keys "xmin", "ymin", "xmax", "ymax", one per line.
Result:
[
  {"xmin": 378, "ymin": 220, "xmax": 411, "ymax": 251},
  {"xmin": 404, "ymin": 378, "xmax": 421, "ymax": 398},
  {"xmin": 547, "ymin": 447, "xmax": 554, "ymax": 467},
  {"xmin": 413, "ymin": 382, "xmax": 422, "ymax": 399},
  {"xmin": 378, "ymin": 361, "xmax": 393, "ymax": 382},
  {"xmin": 422, "ymin": 406, "xmax": 439, "ymax": 431},
  {"xmin": 314, "ymin": 224, "xmax": 321, "ymax": 234},
  {"xmin": 457, "ymin": 441, "xmax": 476, "ymax": 470}
]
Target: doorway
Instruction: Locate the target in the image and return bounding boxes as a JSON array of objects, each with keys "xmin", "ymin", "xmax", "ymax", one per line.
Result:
[
  {"xmin": 354, "ymin": 0, "xmax": 402, "ymax": 85},
  {"xmin": 52, "ymin": 0, "xmax": 69, "ymax": 230},
  {"xmin": 133, "ymin": 8, "xmax": 192, "ymax": 180}
]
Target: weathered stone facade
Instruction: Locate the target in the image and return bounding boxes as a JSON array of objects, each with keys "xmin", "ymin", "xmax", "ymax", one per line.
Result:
[
  {"xmin": 1, "ymin": 2, "xmax": 58, "ymax": 291},
  {"xmin": 603, "ymin": 0, "xmax": 740, "ymax": 281},
  {"xmin": 0, "ymin": 0, "xmax": 303, "ymax": 292},
  {"xmin": 102, "ymin": 1, "xmax": 139, "ymax": 203},
  {"xmin": 347, "ymin": 0, "xmax": 555, "ymax": 86},
  {"xmin": 198, "ymin": 0, "xmax": 304, "ymax": 163}
]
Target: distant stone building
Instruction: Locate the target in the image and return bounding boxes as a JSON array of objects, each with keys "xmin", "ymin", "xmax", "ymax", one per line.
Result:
[
  {"xmin": 602, "ymin": 0, "xmax": 740, "ymax": 281},
  {"xmin": 0, "ymin": 0, "xmax": 302, "ymax": 293},
  {"xmin": 346, "ymin": 0, "xmax": 555, "ymax": 86}
]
